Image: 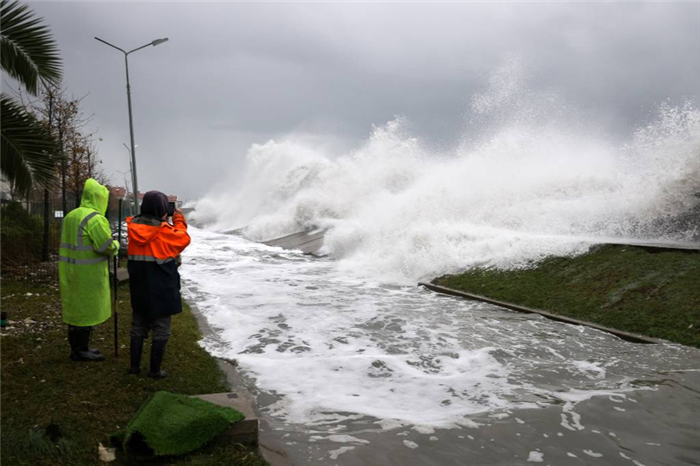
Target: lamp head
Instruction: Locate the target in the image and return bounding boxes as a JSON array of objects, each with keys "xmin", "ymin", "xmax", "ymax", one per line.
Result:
[{"xmin": 151, "ymin": 38, "xmax": 169, "ymax": 46}]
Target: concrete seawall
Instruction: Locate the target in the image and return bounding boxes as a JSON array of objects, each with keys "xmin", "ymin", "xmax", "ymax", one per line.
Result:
[
  {"xmin": 262, "ymin": 230, "xmax": 325, "ymax": 255},
  {"xmin": 418, "ymin": 282, "xmax": 661, "ymax": 344},
  {"xmin": 260, "ymin": 230, "xmax": 700, "ymax": 255}
]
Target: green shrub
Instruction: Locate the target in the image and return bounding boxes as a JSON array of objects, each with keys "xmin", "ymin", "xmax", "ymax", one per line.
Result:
[{"xmin": 1, "ymin": 202, "xmax": 44, "ymax": 264}]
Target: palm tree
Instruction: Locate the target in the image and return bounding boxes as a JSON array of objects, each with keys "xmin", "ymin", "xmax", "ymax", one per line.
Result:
[{"xmin": 1, "ymin": 0, "xmax": 62, "ymax": 196}]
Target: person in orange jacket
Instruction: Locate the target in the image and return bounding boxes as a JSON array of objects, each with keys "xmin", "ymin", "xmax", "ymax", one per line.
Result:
[{"xmin": 126, "ymin": 190, "xmax": 191, "ymax": 378}]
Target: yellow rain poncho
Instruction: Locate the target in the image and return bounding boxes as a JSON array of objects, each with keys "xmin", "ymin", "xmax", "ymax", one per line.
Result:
[{"xmin": 59, "ymin": 179, "xmax": 119, "ymax": 326}]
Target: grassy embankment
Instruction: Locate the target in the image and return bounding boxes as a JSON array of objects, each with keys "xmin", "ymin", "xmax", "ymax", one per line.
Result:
[
  {"xmin": 0, "ymin": 279, "xmax": 267, "ymax": 465},
  {"xmin": 433, "ymin": 245, "xmax": 700, "ymax": 348}
]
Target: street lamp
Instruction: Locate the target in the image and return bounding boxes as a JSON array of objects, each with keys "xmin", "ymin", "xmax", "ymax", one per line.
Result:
[
  {"xmin": 122, "ymin": 143, "xmax": 137, "ymax": 176},
  {"xmin": 122, "ymin": 143, "xmax": 137, "ymax": 214},
  {"xmin": 95, "ymin": 36, "xmax": 169, "ymax": 210},
  {"xmin": 116, "ymin": 169, "xmax": 131, "ymax": 198}
]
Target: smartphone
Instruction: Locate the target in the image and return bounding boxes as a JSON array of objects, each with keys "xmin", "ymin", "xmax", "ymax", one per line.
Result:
[{"xmin": 167, "ymin": 201, "xmax": 176, "ymax": 217}]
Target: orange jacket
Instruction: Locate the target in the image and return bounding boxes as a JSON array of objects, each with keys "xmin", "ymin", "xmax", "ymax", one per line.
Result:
[
  {"xmin": 127, "ymin": 213, "xmax": 191, "ymax": 319},
  {"xmin": 127, "ymin": 213, "xmax": 191, "ymax": 262}
]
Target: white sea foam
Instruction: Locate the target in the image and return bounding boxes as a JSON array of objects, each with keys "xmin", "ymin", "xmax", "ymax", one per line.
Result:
[
  {"xmin": 181, "ymin": 227, "xmax": 700, "ymax": 433},
  {"xmin": 375, "ymin": 419, "xmax": 405, "ymax": 431},
  {"xmin": 315, "ymin": 435, "xmax": 369, "ymax": 445},
  {"xmin": 621, "ymin": 453, "xmax": 647, "ymax": 466},
  {"xmin": 583, "ymin": 449, "xmax": 604, "ymax": 458},
  {"xmin": 328, "ymin": 446, "xmax": 354, "ymax": 460},
  {"xmin": 560, "ymin": 402, "xmax": 585, "ymax": 431},
  {"xmin": 194, "ymin": 62, "xmax": 699, "ymax": 284},
  {"xmin": 182, "ymin": 63, "xmax": 700, "ymax": 456},
  {"xmin": 412, "ymin": 426, "xmax": 435, "ymax": 435},
  {"xmin": 570, "ymin": 361, "xmax": 606, "ymax": 379}
]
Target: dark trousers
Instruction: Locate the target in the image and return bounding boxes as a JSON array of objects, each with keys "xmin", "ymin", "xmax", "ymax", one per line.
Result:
[{"xmin": 130, "ymin": 312, "xmax": 172, "ymax": 342}]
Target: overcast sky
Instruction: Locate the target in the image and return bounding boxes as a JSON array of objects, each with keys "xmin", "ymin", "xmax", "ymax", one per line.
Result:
[{"xmin": 15, "ymin": 1, "xmax": 700, "ymax": 201}]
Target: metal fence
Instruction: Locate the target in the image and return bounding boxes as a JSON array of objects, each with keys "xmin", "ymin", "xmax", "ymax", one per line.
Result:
[
  {"xmin": 1, "ymin": 200, "xmax": 72, "ymax": 282},
  {"xmin": 1, "ymin": 198, "xmax": 132, "ymax": 283}
]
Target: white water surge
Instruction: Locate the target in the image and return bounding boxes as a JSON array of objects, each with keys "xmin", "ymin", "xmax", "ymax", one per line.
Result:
[
  {"xmin": 185, "ymin": 65, "xmax": 700, "ymax": 463},
  {"xmin": 194, "ymin": 62, "xmax": 699, "ymax": 283},
  {"xmin": 181, "ymin": 228, "xmax": 699, "ymax": 425}
]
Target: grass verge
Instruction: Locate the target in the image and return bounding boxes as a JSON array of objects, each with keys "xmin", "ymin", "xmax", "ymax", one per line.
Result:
[
  {"xmin": 1, "ymin": 278, "xmax": 267, "ymax": 465},
  {"xmin": 432, "ymin": 245, "xmax": 700, "ymax": 348}
]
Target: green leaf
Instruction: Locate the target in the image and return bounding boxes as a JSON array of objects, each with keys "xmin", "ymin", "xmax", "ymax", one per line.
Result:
[
  {"xmin": 1, "ymin": 94, "xmax": 59, "ymax": 195},
  {"xmin": 0, "ymin": 0, "xmax": 62, "ymax": 95}
]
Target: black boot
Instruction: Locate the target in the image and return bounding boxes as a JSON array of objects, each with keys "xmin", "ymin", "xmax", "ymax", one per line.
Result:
[
  {"xmin": 68, "ymin": 326, "xmax": 80, "ymax": 359},
  {"xmin": 69, "ymin": 326, "xmax": 105, "ymax": 362},
  {"xmin": 147, "ymin": 339, "xmax": 168, "ymax": 378},
  {"xmin": 129, "ymin": 336, "xmax": 145, "ymax": 375},
  {"xmin": 83, "ymin": 327, "xmax": 106, "ymax": 359}
]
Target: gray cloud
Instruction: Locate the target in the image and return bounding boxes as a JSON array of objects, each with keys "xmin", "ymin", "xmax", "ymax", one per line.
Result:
[{"xmin": 20, "ymin": 1, "xmax": 700, "ymax": 200}]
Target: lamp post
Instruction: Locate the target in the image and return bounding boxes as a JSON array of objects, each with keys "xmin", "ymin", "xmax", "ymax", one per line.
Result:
[
  {"xmin": 116, "ymin": 169, "xmax": 131, "ymax": 195},
  {"xmin": 122, "ymin": 143, "xmax": 137, "ymax": 214},
  {"xmin": 95, "ymin": 36, "xmax": 169, "ymax": 210},
  {"xmin": 116, "ymin": 169, "xmax": 131, "ymax": 213}
]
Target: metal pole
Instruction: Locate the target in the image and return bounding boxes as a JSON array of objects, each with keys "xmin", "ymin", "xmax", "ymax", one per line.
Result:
[
  {"xmin": 113, "ymin": 256, "xmax": 119, "ymax": 358},
  {"xmin": 124, "ymin": 54, "xmax": 139, "ymax": 212},
  {"xmin": 128, "ymin": 152, "xmax": 134, "ymax": 214},
  {"xmin": 118, "ymin": 198, "xmax": 123, "ymax": 264},
  {"xmin": 95, "ymin": 36, "xmax": 168, "ymax": 215}
]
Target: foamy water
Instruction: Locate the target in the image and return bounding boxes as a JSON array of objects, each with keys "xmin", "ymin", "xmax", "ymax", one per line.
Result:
[
  {"xmin": 186, "ymin": 64, "xmax": 700, "ymax": 463},
  {"xmin": 180, "ymin": 228, "xmax": 700, "ymax": 464}
]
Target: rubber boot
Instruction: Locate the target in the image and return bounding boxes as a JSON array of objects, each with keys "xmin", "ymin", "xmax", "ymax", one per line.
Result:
[
  {"xmin": 129, "ymin": 336, "xmax": 145, "ymax": 375},
  {"xmin": 70, "ymin": 326, "xmax": 105, "ymax": 362},
  {"xmin": 68, "ymin": 326, "xmax": 80, "ymax": 360},
  {"xmin": 147, "ymin": 339, "xmax": 168, "ymax": 379},
  {"xmin": 84, "ymin": 327, "xmax": 105, "ymax": 361},
  {"xmin": 83, "ymin": 327, "xmax": 106, "ymax": 360}
]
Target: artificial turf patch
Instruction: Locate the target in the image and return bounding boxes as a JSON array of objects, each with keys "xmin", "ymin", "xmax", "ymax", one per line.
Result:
[{"xmin": 112, "ymin": 391, "xmax": 245, "ymax": 458}]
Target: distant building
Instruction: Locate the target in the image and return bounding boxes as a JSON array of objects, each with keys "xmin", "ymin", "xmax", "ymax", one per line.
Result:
[
  {"xmin": 109, "ymin": 186, "xmax": 127, "ymax": 199},
  {"xmin": 106, "ymin": 188, "xmax": 183, "ymax": 212},
  {"xmin": 107, "ymin": 185, "xmax": 131, "ymax": 215},
  {"xmin": 168, "ymin": 195, "xmax": 184, "ymax": 208}
]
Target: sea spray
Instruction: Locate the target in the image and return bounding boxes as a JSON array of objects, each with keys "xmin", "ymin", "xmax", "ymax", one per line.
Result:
[{"xmin": 194, "ymin": 69, "xmax": 699, "ymax": 283}]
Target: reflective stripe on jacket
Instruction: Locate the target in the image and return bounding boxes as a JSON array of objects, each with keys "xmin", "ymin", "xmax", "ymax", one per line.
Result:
[
  {"xmin": 59, "ymin": 179, "xmax": 119, "ymax": 326},
  {"xmin": 127, "ymin": 213, "xmax": 191, "ymax": 320}
]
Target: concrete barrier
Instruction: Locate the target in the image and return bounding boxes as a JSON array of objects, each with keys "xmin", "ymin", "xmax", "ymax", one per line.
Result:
[
  {"xmin": 418, "ymin": 282, "xmax": 661, "ymax": 344},
  {"xmin": 262, "ymin": 230, "xmax": 325, "ymax": 255},
  {"xmin": 592, "ymin": 239, "xmax": 700, "ymax": 252},
  {"xmin": 191, "ymin": 390, "xmax": 259, "ymax": 445}
]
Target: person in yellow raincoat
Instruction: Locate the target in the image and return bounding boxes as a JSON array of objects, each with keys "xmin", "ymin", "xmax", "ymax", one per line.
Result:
[{"xmin": 59, "ymin": 178, "xmax": 119, "ymax": 361}]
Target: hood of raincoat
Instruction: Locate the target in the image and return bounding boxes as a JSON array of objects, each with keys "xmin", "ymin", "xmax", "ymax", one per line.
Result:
[
  {"xmin": 127, "ymin": 216, "xmax": 165, "ymax": 246},
  {"xmin": 80, "ymin": 178, "xmax": 109, "ymax": 215},
  {"xmin": 140, "ymin": 190, "xmax": 168, "ymax": 218}
]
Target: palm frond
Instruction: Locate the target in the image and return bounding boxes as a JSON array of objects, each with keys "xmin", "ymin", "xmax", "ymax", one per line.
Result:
[
  {"xmin": 1, "ymin": 93, "xmax": 58, "ymax": 195},
  {"xmin": 0, "ymin": 0, "xmax": 62, "ymax": 95}
]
